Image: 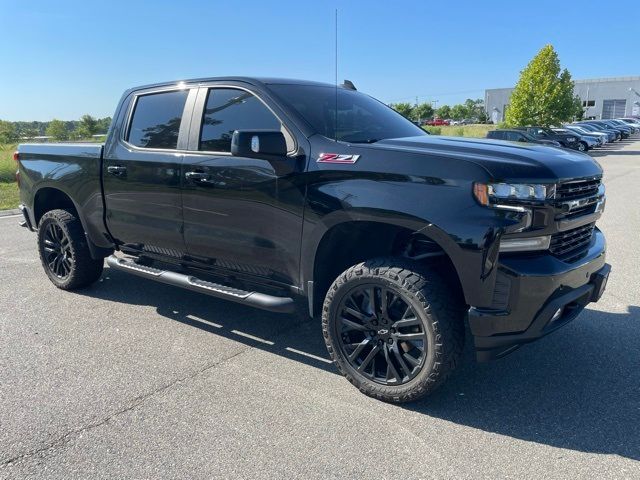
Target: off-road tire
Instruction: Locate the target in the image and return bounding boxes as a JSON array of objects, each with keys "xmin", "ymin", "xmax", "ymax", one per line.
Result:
[
  {"xmin": 37, "ymin": 209, "xmax": 104, "ymax": 290},
  {"xmin": 322, "ymin": 257, "xmax": 465, "ymax": 403}
]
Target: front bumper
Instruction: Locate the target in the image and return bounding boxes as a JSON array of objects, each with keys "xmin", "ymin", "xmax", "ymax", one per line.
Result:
[{"xmin": 469, "ymin": 229, "xmax": 609, "ymax": 362}]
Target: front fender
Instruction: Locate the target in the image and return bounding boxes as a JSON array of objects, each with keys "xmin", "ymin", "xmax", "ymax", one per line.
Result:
[{"xmin": 301, "ymin": 176, "xmax": 527, "ymax": 307}]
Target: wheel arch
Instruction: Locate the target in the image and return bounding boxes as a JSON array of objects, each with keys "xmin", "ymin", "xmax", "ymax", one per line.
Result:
[
  {"xmin": 33, "ymin": 186, "xmax": 113, "ymax": 259},
  {"xmin": 305, "ymin": 217, "xmax": 465, "ymax": 317}
]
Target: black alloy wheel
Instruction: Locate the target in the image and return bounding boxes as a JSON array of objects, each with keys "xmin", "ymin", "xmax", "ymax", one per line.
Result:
[
  {"xmin": 42, "ymin": 222, "xmax": 73, "ymax": 279},
  {"xmin": 322, "ymin": 258, "xmax": 465, "ymax": 403},
  {"xmin": 37, "ymin": 209, "xmax": 104, "ymax": 290},
  {"xmin": 335, "ymin": 284, "xmax": 427, "ymax": 385}
]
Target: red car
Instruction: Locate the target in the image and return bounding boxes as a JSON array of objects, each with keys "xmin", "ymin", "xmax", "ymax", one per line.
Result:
[{"xmin": 424, "ymin": 118, "xmax": 450, "ymax": 126}]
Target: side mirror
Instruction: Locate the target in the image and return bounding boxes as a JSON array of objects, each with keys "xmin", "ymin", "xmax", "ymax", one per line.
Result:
[{"xmin": 231, "ymin": 130, "xmax": 287, "ymax": 159}]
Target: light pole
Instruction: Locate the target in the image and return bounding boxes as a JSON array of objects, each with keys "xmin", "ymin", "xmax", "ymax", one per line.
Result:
[
  {"xmin": 431, "ymin": 100, "xmax": 439, "ymax": 119},
  {"xmin": 630, "ymin": 88, "xmax": 640, "ymax": 116}
]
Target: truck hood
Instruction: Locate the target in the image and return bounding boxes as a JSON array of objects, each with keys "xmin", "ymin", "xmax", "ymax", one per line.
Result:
[{"xmin": 372, "ymin": 135, "xmax": 602, "ymax": 181}]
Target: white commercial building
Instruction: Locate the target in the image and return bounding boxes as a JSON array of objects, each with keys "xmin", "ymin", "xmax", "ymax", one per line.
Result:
[{"xmin": 485, "ymin": 76, "xmax": 640, "ymax": 123}]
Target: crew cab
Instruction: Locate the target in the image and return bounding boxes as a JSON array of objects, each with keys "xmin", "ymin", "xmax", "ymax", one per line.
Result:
[{"xmin": 16, "ymin": 77, "xmax": 610, "ymax": 403}]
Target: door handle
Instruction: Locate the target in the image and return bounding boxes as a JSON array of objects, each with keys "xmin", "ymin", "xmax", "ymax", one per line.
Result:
[
  {"xmin": 185, "ymin": 171, "xmax": 211, "ymax": 182},
  {"xmin": 107, "ymin": 165, "xmax": 127, "ymax": 176}
]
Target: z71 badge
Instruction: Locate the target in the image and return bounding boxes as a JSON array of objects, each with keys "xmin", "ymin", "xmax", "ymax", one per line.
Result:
[{"xmin": 317, "ymin": 153, "xmax": 360, "ymax": 164}]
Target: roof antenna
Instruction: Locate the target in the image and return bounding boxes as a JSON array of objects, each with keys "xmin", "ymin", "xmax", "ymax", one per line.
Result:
[{"xmin": 334, "ymin": 8, "xmax": 338, "ymax": 142}]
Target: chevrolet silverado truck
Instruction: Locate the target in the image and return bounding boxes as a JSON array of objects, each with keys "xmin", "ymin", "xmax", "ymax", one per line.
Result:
[{"xmin": 16, "ymin": 77, "xmax": 610, "ymax": 403}]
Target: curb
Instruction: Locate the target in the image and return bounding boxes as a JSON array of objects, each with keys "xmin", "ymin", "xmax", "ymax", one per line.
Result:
[{"xmin": 0, "ymin": 208, "xmax": 21, "ymax": 217}]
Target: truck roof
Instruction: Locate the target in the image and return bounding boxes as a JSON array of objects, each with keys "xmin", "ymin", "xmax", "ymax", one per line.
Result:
[{"xmin": 126, "ymin": 77, "xmax": 336, "ymax": 94}]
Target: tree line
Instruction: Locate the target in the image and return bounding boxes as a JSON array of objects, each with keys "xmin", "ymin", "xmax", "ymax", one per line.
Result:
[
  {"xmin": 0, "ymin": 115, "xmax": 112, "ymax": 144},
  {"xmin": 389, "ymin": 98, "xmax": 488, "ymax": 123}
]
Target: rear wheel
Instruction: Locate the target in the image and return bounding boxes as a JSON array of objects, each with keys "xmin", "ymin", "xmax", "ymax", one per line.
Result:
[
  {"xmin": 322, "ymin": 258, "xmax": 465, "ymax": 403},
  {"xmin": 37, "ymin": 209, "xmax": 104, "ymax": 290}
]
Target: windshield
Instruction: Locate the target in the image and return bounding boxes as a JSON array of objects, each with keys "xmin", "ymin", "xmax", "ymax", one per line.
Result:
[{"xmin": 268, "ymin": 84, "xmax": 426, "ymax": 143}]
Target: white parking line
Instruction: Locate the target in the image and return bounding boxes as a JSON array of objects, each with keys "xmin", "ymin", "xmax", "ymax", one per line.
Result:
[
  {"xmin": 185, "ymin": 314, "xmax": 222, "ymax": 328},
  {"xmin": 285, "ymin": 347, "xmax": 332, "ymax": 364},
  {"xmin": 231, "ymin": 330, "xmax": 275, "ymax": 345}
]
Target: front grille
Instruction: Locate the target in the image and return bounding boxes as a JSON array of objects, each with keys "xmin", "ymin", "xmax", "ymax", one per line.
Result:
[
  {"xmin": 555, "ymin": 177, "xmax": 601, "ymax": 200},
  {"xmin": 550, "ymin": 223, "xmax": 595, "ymax": 258}
]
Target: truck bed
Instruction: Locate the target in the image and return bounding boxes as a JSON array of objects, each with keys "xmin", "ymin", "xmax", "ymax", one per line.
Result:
[{"xmin": 17, "ymin": 142, "xmax": 106, "ymax": 246}]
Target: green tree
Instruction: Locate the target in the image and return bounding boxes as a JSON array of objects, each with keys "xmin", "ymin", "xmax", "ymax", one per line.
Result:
[
  {"xmin": 46, "ymin": 119, "xmax": 69, "ymax": 141},
  {"xmin": 435, "ymin": 105, "xmax": 451, "ymax": 119},
  {"xmin": 413, "ymin": 103, "xmax": 434, "ymax": 122},
  {"xmin": 389, "ymin": 102, "xmax": 414, "ymax": 120},
  {"xmin": 20, "ymin": 127, "xmax": 39, "ymax": 140},
  {"xmin": 505, "ymin": 44, "xmax": 577, "ymax": 127},
  {"xmin": 0, "ymin": 120, "xmax": 19, "ymax": 144},
  {"xmin": 96, "ymin": 117, "xmax": 112, "ymax": 134},
  {"xmin": 450, "ymin": 104, "xmax": 468, "ymax": 120},
  {"xmin": 76, "ymin": 114, "xmax": 98, "ymax": 139},
  {"xmin": 463, "ymin": 98, "xmax": 486, "ymax": 120},
  {"xmin": 572, "ymin": 96, "xmax": 584, "ymax": 120}
]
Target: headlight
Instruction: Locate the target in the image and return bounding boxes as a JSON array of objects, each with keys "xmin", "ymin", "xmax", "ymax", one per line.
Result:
[{"xmin": 473, "ymin": 182, "xmax": 551, "ymax": 206}]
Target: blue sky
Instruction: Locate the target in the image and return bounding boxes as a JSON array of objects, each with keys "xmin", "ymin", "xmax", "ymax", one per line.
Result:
[{"xmin": 1, "ymin": 0, "xmax": 637, "ymax": 121}]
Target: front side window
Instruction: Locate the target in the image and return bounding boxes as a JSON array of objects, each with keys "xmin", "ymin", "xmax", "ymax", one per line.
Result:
[
  {"xmin": 127, "ymin": 90, "xmax": 189, "ymax": 149},
  {"xmin": 199, "ymin": 88, "xmax": 281, "ymax": 152}
]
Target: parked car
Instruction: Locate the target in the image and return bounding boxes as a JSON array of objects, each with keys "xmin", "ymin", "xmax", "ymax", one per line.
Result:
[
  {"xmin": 486, "ymin": 129, "xmax": 561, "ymax": 147},
  {"xmin": 620, "ymin": 118, "xmax": 640, "ymax": 127},
  {"xmin": 552, "ymin": 128, "xmax": 601, "ymax": 149},
  {"xmin": 575, "ymin": 122, "xmax": 620, "ymax": 141},
  {"xmin": 15, "ymin": 76, "xmax": 610, "ymax": 403},
  {"xmin": 609, "ymin": 118, "xmax": 639, "ymax": 134},
  {"xmin": 599, "ymin": 119, "xmax": 634, "ymax": 136},
  {"xmin": 580, "ymin": 121, "xmax": 630, "ymax": 138},
  {"xmin": 563, "ymin": 125, "xmax": 609, "ymax": 145},
  {"xmin": 513, "ymin": 126, "xmax": 583, "ymax": 151},
  {"xmin": 425, "ymin": 118, "xmax": 450, "ymax": 126}
]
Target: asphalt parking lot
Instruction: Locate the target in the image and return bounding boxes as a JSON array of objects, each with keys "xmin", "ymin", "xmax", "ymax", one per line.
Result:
[{"xmin": 1, "ymin": 140, "xmax": 639, "ymax": 479}]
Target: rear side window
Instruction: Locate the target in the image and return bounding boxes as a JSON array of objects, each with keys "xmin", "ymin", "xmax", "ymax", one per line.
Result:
[
  {"xmin": 127, "ymin": 90, "xmax": 189, "ymax": 149},
  {"xmin": 199, "ymin": 88, "xmax": 281, "ymax": 152}
]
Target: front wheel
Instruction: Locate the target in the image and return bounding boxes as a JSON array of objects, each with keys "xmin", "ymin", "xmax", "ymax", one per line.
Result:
[
  {"xmin": 577, "ymin": 141, "xmax": 587, "ymax": 152},
  {"xmin": 37, "ymin": 209, "xmax": 104, "ymax": 290},
  {"xmin": 322, "ymin": 258, "xmax": 465, "ymax": 403}
]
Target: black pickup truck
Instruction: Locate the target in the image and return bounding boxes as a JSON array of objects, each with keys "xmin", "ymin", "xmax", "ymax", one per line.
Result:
[{"xmin": 16, "ymin": 77, "xmax": 610, "ymax": 403}]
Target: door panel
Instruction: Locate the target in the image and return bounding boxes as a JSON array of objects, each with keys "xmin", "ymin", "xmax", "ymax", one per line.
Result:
[
  {"xmin": 103, "ymin": 88, "xmax": 196, "ymax": 253},
  {"xmin": 181, "ymin": 86, "xmax": 306, "ymax": 286},
  {"xmin": 104, "ymin": 147, "xmax": 185, "ymax": 252},
  {"xmin": 182, "ymin": 153, "xmax": 303, "ymax": 282}
]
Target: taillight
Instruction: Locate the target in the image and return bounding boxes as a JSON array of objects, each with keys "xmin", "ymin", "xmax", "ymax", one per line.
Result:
[{"xmin": 14, "ymin": 151, "xmax": 20, "ymax": 187}]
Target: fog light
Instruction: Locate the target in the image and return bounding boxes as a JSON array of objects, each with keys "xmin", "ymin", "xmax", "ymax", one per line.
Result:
[{"xmin": 499, "ymin": 235, "xmax": 551, "ymax": 253}]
